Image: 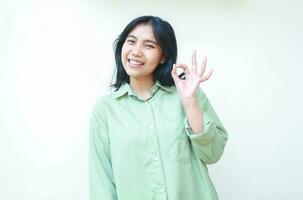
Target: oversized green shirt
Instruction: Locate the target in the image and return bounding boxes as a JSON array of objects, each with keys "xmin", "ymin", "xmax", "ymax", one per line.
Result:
[{"xmin": 89, "ymin": 81, "xmax": 228, "ymax": 200}]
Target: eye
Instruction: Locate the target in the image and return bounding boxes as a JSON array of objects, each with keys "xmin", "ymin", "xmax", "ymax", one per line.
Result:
[
  {"xmin": 145, "ymin": 44, "xmax": 155, "ymax": 49},
  {"xmin": 126, "ymin": 39, "xmax": 135, "ymax": 44}
]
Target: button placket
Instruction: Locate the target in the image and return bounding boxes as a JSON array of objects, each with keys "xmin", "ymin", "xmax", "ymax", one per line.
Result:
[
  {"xmin": 144, "ymin": 98, "xmax": 167, "ymax": 199},
  {"xmin": 154, "ymin": 152, "xmax": 160, "ymax": 161}
]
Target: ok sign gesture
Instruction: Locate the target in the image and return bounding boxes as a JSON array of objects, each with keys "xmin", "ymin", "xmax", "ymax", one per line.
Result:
[{"xmin": 171, "ymin": 50, "xmax": 214, "ymax": 101}]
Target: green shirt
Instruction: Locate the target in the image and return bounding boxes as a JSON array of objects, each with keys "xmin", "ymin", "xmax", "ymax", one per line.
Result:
[{"xmin": 89, "ymin": 81, "xmax": 228, "ymax": 200}]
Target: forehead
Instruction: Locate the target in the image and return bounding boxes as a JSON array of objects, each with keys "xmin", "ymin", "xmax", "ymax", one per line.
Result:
[{"xmin": 128, "ymin": 23, "xmax": 156, "ymax": 41}]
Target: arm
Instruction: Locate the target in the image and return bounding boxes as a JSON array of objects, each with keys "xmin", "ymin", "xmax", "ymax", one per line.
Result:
[
  {"xmin": 171, "ymin": 50, "xmax": 228, "ymax": 164},
  {"xmin": 181, "ymin": 93, "xmax": 204, "ymax": 134},
  {"xmin": 89, "ymin": 99, "xmax": 118, "ymax": 200},
  {"xmin": 183, "ymin": 88, "xmax": 228, "ymax": 164}
]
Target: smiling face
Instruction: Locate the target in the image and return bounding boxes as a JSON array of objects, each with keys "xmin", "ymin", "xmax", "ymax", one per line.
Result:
[{"xmin": 121, "ymin": 23, "xmax": 164, "ymax": 82}]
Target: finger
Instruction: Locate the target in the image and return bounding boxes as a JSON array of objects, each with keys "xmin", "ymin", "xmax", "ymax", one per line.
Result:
[
  {"xmin": 171, "ymin": 64, "xmax": 183, "ymax": 84},
  {"xmin": 192, "ymin": 50, "xmax": 197, "ymax": 73},
  {"xmin": 198, "ymin": 56, "xmax": 207, "ymax": 77},
  {"xmin": 174, "ymin": 63, "xmax": 190, "ymax": 74},
  {"xmin": 200, "ymin": 67, "xmax": 214, "ymax": 82},
  {"xmin": 171, "ymin": 64, "xmax": 178, "ymax": 80}
]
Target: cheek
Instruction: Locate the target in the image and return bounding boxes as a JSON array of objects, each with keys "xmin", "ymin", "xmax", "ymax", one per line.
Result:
[
  {"xmin": 148, "ymin": 53, "xmax": 162, "ymax": 64},
  {"xmin": 121, "ymin": 44, "xmax": 129, "ymax": 58},
  {"xmin": 121, "ymin": 47, "xmax": 126, "ymax": 58},
  {"xmin": 121, "ymin": 53, "xmax": 129, "ymax": 68}
]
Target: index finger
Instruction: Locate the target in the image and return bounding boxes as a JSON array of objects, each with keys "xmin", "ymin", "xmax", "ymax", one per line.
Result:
[{"xmin": 192, "ymin": 50, "xmax": 197, "ymax": 73}]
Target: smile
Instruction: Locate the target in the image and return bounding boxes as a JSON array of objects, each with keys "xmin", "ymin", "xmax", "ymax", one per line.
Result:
[{"xmin": 128, "ymin": 59, "xmax": 144, "ymax": 67}]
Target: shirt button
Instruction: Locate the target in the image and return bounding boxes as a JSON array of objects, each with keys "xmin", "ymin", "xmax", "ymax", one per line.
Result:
[
  {"xmin": 154, "ymin": 156, "xmax": 159, "ymax": 161},
  {"xmin": 160, "ymin": 188, "xmax": 165, "ymax": 193},
  {"xmin": 149, "ymin": 125, "xmax": 153, "ymax": 129},
  {"xmin": 144, "ymin": 101, "xmax": 148, "ymax": 105}
]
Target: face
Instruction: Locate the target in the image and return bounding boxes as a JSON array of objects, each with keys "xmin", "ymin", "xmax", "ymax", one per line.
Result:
[{"xmin": 121, "ymin": 23, "xmax": 164, "ymax": 81}]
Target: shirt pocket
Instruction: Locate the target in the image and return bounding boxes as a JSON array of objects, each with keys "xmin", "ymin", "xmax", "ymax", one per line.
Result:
[{"xmin": 162, "ymin": 119, "xmax": 193, "ymax": 164}]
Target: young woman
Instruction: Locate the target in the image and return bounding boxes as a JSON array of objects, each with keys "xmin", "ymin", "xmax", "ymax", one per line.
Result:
[{"xmin": 89, "ymin": 16, "xmax": 228, "ymax": 200}]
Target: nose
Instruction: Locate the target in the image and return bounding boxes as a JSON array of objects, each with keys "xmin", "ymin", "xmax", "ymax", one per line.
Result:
[{"xmin": 131, "ymin": 44, "xmax": 143, "ymax": 57}]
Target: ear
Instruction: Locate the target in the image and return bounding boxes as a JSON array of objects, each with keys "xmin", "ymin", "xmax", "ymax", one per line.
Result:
[{"xmin": 160, "ymin": 56, "xmax": 165, "ymax": 64}]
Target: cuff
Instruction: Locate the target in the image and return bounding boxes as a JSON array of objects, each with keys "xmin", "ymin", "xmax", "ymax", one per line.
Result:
[
  {"xmin": 184, "ymin": 117, "xmax": 216, "ymax": 144},
  {"xmin": 184, "ymin": 117, "xmax": 203, "ymax": 136}
]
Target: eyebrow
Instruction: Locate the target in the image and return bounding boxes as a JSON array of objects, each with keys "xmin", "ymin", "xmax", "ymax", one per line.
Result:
[{"xmin": 127, "ymin": 35, "xmax": 158, "ymax": 45}]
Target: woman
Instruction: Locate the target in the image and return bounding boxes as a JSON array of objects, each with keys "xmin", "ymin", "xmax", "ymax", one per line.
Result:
[{"xmin": 90, "ymin": 15, "xmax": 228, "ymax": 200}]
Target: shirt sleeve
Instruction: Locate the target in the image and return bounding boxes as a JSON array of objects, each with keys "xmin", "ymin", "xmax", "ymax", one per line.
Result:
[
  {"xmin": 184, "ymin": 88, "xmax": 228, "ymax": 164},
  {"xmin": 89, "ymin": 98, "xmax": 118, "ymax": 200}
]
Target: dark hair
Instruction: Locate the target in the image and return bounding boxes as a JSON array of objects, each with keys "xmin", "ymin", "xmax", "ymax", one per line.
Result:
[{"xmin": 111, "ymin": 15, "xmax": 177, "ymax": 90}]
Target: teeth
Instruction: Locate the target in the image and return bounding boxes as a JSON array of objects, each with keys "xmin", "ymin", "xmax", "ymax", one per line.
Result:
[{"xmin": 129, "ymin": 59, "xmax": 143, "ymax": 65}]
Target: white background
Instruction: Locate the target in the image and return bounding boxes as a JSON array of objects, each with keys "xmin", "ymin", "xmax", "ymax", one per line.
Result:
[{"xmin": 1, "ymin": 0, "xmax": 302, "ymax": 199}]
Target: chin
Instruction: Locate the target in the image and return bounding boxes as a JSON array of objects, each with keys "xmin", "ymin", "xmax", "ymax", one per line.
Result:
[
  {"xmin": 126, "ymin": 71, "xmax": 143, "ymax": 78},
  {"xmin": 125, "ymin": 66, "xmax": 143, "ymax": 76}
]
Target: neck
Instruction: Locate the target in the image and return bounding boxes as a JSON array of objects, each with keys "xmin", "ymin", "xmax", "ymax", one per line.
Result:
[{"xmin": 129, "ymin": 76, "xmax": 155, "ymax": 100}]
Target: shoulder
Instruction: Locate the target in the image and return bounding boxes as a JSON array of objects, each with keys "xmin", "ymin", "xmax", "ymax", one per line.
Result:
[
  {"xmin": 92, "ymin": 94, "xmax": 115, "ymax": 114},
  {"xmin": 91, "ymin": 94, "xmax": 117, "ymax": 124}
]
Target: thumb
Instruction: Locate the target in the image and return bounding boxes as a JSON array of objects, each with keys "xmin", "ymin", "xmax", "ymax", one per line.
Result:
[{"xmin": 171, "ymin": 64, "xmax": 179, "ymax": 82}]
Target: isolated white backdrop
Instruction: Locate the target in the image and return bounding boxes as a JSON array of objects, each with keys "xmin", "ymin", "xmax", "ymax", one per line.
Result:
[{"xmin": 1, "ymin": 0, "xmax": 302, "ymax": 199}]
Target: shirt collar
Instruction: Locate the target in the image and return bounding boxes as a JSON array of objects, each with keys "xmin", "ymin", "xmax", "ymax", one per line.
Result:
[
  {"xmin": 112, "ymin": 81, "xmax": 174, "ymax": 99},
  {"xmin": 155, "ymin": 81, "xmax": 174, "ymax": 93}
]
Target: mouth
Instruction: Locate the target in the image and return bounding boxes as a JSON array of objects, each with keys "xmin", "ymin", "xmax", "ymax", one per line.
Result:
[{"xmin": 128, "ymin": 59, "xmax": 145, "ymax": 67}]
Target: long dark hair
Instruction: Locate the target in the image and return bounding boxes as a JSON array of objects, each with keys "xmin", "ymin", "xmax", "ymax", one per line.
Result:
[{"xmin": 111, "ymin": 15, "xmax": 177, "ymax": 91}]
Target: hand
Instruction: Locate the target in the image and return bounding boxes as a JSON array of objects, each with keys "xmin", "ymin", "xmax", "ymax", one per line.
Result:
[{"xmin": 171, "ymin": 50, "xmax": 213, "ymax": 100}]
